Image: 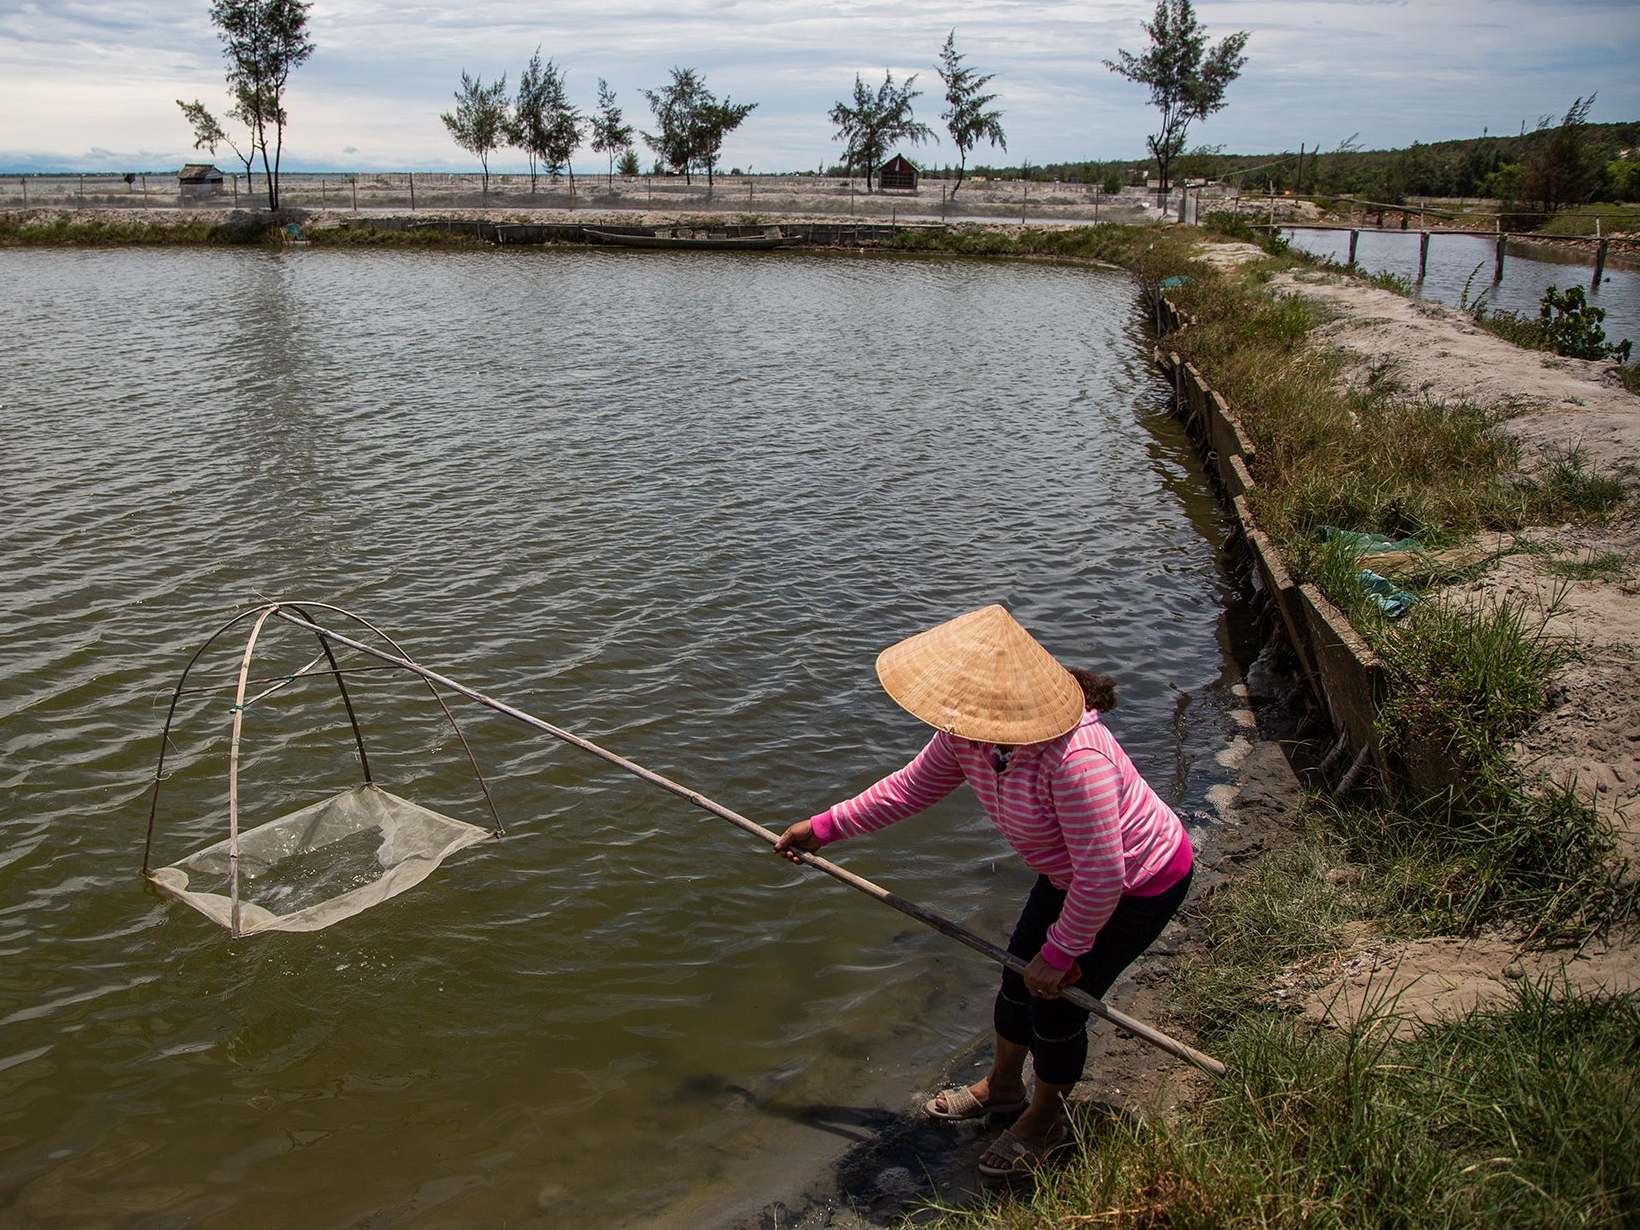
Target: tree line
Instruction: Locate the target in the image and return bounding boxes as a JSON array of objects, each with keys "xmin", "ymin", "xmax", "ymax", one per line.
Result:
[
  {"xmin": 441, "ymin": 62, "xmax": 755, "ymax": 195},
  {"xmin": 173, "ymin": 0, "xmax": 1257, "ymax": 209}
]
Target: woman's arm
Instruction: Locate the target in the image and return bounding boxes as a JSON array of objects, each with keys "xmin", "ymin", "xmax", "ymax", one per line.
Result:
[
  {"xmin": 811, "ymin": 730, "xmax": 968, "ymax": 844},
  {"xmin": 1039, "ymin": 747, "xmax": 1127, "ymax": 970}
]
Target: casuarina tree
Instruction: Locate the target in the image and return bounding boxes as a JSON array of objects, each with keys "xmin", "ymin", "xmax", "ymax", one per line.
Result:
[
  {"xmin": 692, "ymin": 96, "xmax": 756, "ymax": 190},
  {"xmin": 641, "ymin": 68, "xmax": 708, "ymax": 183},
  {"xmin": 511, "ymin": 50, "xmax": 549, "ymax": 193},
  {"xmin": 441, "ymin": 71, "xmax": 511, "ymax": 197},
  {"xmin": 1105, "ymin": 0, "xmax": 1249, "ymax": 193},
  {"xmin": 829, "ymin": 71, "xmax": 933, "ymax": 192},
  {"xmin": 538, "ymin": 62, "xmax": 583, "ymax": 190},
  {"xmin": 591, "ymin": 79, "xmax": 634, "ymax": 188},
  {"xmin": 616, "ymin": 147, "xmax": 641, "ymax": 178},
  {"xmin": 935, "ymin": 31, "xmax": 1006, "ymax": 198},
  {"xmin": 206, "ymin": 0, "xmax": 314, "ymax": 210},
  {"xmin": 1520, "ymin": 95, "xmax": 1605, "ymax": 214},
  {"xmin": 177, "ymin": 90, "xmax": 263, "ymax": 190}
]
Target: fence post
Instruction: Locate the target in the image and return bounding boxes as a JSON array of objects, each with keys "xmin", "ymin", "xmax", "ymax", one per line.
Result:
[
  {"xmin": 1494, "ymin": 234, "xmax": 1505, "ymax": 281},
  {"xmin": 231, "ymin": 174, "xmax": 238, "ymax": 205},
  {"xmin": 1348, "ymin": 229, "xmax": 1359, "ymax": 268},
  {"xmin": 79, "ymin": 173, "xmax": 85, "ymax": 206},
  {"xmin": 1592, "ymin": 237, "xmax": 1608, "ymax": 288},
  {"xmin": 409, "ymin": 171, "xmax": 416, "ymax": 211},
  {"xmin": 1418, "ymin": 231, "xmax": 1430, "ymax": 281},
  {"xmin": 351, "ymin": 175, "xmax": 357, "ymax": 212},
  {"xmin": 322, "ymin": 177, "xmax": 327, "ymax": 208},
  {"xmin": 22, "ymin": 176, "xmax": 27, "ymax": 205}
]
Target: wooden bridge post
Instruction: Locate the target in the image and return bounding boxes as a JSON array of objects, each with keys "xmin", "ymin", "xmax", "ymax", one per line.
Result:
[
  {"xmin": 1494, "ymin": 234, "xmax": 1506, "ymax": 281},
  {"xmin": 1418, "ymin": 232, "xmax": 1430, "ymax": 281},
  {"xmin": 1348, "ymin": 229, "xmax": 1359, "ymax": 268}
]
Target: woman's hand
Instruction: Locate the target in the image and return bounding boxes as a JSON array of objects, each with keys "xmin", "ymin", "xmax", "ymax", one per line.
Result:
[
  {"xmin": 772, "ymin": 819, "xmax": 822, "ymax": 864},
  {"xmin": 1022, "ymin": 954, "xmax": 1078, "ymax": 999}
]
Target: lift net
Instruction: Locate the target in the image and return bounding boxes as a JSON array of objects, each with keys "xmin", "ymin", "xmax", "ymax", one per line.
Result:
[{"xmin": 149, "ymin": 784, "xmax": 493, "ymax": 935}]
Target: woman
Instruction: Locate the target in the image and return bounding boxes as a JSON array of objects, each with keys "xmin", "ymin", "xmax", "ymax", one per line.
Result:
[{"xmin": 774, "ymin": 604, "xmax": 1193, "ymax": 1179}]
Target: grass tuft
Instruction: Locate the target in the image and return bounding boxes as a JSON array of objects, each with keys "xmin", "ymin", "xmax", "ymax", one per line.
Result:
[
  {"xmin": 1374, "ymin": 592, "xmax": 1569, "ymax": 778},
  {"xmin": 918, "ymin": 984, "xmax": 1640, "ymax": 1230},
  {"xmin": 1324, "ymin": 781, "xmax": 1629, "ymax": 943},
  {"xmin": 1545, "ymin": 550, "xmax": 1629, "ymax": 581}
]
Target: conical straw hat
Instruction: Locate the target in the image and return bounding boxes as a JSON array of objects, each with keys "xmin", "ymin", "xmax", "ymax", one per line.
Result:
[{"xmin": 875, "ymin": 605, "xmax": 1085, "ymax": 745}]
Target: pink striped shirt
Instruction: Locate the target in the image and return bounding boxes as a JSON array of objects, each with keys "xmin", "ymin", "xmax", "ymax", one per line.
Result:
[{"xmin": 811, "ymin": 710, "xmax": 1190, "ymax": 970}]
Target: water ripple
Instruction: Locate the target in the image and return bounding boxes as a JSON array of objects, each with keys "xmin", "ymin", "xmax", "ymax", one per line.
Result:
[{"xmin": 0, "ymin": 247, "xmax": 1235, "ymax": 1226}]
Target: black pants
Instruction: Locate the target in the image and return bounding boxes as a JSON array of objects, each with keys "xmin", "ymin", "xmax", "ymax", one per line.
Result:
[{"xmin": 993, "ymin": 870, "xmax": 1192, "ymax": 1086}]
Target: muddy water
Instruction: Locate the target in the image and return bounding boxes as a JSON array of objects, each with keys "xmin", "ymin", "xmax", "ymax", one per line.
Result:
[
  {"xmin": 0, "ymin": 247, "xmax": 1237, "ymax": 1227},
  {"xmin": 1281, "ymin": 226, "xmax": 1640, "ymax": 347}
]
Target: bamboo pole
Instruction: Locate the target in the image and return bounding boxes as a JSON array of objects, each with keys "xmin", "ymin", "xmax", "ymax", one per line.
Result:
[{"xmin": 272, "ymin": 607, "xmax": 1228, "ymax": 1079}]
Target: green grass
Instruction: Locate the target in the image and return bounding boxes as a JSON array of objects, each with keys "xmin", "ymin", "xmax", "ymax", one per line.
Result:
[
  {"xmin": 918, "ymin": 985, "xmax": 1639, "ymax": 1230},
  {"xmin": 1174, "ymin": 840, "xmax": 1374, "ymax": 1030},
  {"xmin": 1533, "ymin": 445, "xmax": 1631, "ymax": 518},
  {"xmin": 886, "ymin": 222, "xmax": 1180, "ymax": 269},
  {"xmin": 1545, "ymin": 550, "xmax": 1630, "ymax": 581},
  {"xmin": 305, "ymin": 223, "xmax": 489, "ymax": 248},
  {"xmin": 0, "ymin": 211, "xmax": 280, "ymax": 246},
  {"xmin": 1374, "ymin": 592, "xmax": 1569, "ymax": 776},
  {"xmin": 1533, "ymin": 204, "xmax": 1640, "ymax": 236},
  {"xmin": 1325, "ymin": 781, "xmax": 1629, "ymax": 943},
  {"xmin": 1164, "ymin": 263, "xmax": 1630, "ymax": 554}
]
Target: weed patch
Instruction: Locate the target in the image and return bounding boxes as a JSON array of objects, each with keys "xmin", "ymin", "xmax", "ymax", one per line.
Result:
[{"xmin": 1546, "ymin": 550, "xmax": 1629, "ymax": 581}]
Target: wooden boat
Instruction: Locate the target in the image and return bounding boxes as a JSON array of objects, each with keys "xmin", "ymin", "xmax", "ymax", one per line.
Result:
[{"xmin": 584, "ymin": 227, "xmax": 786, "ymax": 251}]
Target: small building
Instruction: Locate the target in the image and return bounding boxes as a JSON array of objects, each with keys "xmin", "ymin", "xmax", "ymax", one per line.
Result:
[
  {"xmin": 178, "ymin": 163, "xmax": 225, "ymax": 201},
  {"xmin": 878, "ymin": 154, "xmax": 919, "ymax": 192}
]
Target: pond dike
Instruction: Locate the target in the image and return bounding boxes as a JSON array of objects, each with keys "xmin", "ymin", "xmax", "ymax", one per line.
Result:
[{"xmin": 356, "ymin": 216, "xmax": 918, "ymax": 247}]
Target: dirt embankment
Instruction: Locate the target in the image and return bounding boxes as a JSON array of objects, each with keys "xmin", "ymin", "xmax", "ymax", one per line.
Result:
[{"xmin": 1254, "ymin": 262, "xmax": 1640, "ymax": 1027}]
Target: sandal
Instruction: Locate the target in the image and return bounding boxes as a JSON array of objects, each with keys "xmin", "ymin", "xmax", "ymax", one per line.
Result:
[
  {"xmin": 924, "ymin": 1084, "xmax": 1027, "ymax": 1121},
  {"xmin": 976, "ymin": 1120, "xmax": 1072, "ymax": 1179}
]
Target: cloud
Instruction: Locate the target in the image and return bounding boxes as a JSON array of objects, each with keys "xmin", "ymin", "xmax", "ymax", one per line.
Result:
[{"xmin": 0, "ymin": 0, "xmax": 1634, "ymax": 172}]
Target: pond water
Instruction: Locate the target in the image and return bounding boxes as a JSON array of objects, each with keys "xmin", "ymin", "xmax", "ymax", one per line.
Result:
[
  {"xmin": 0, "ymin": 247, "xmax": 1238, "ymax": 1226},
  {"xmin": 1280, "ymin": 226, "xmax": 1639, "ymax": 349}
]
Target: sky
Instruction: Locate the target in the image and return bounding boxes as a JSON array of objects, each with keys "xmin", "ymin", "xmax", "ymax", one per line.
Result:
[{"xmin": 0, "ymin": 0, "xmax": 1636, "ymax": 174}]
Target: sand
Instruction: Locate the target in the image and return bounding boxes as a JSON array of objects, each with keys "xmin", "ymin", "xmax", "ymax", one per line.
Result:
[{"xmin": 1282, "ymin": 928, "xmax": 1640, "ymax": 1037}]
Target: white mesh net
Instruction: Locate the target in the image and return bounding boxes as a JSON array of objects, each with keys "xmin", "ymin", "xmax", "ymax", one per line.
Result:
[{"xmin": 149, "ymin": 784, "xmax": 494, "ymax": 935}]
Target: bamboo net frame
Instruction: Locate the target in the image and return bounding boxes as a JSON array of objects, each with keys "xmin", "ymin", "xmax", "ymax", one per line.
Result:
[{"xmin": 142, "ymin": 600, "xmax": 503, "ymax": 937}]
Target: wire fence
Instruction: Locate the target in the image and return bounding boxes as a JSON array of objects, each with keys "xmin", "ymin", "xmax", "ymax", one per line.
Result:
[{"xmin": 0, "ymin": 171, "xmax": 1166, "ymax": 224}]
